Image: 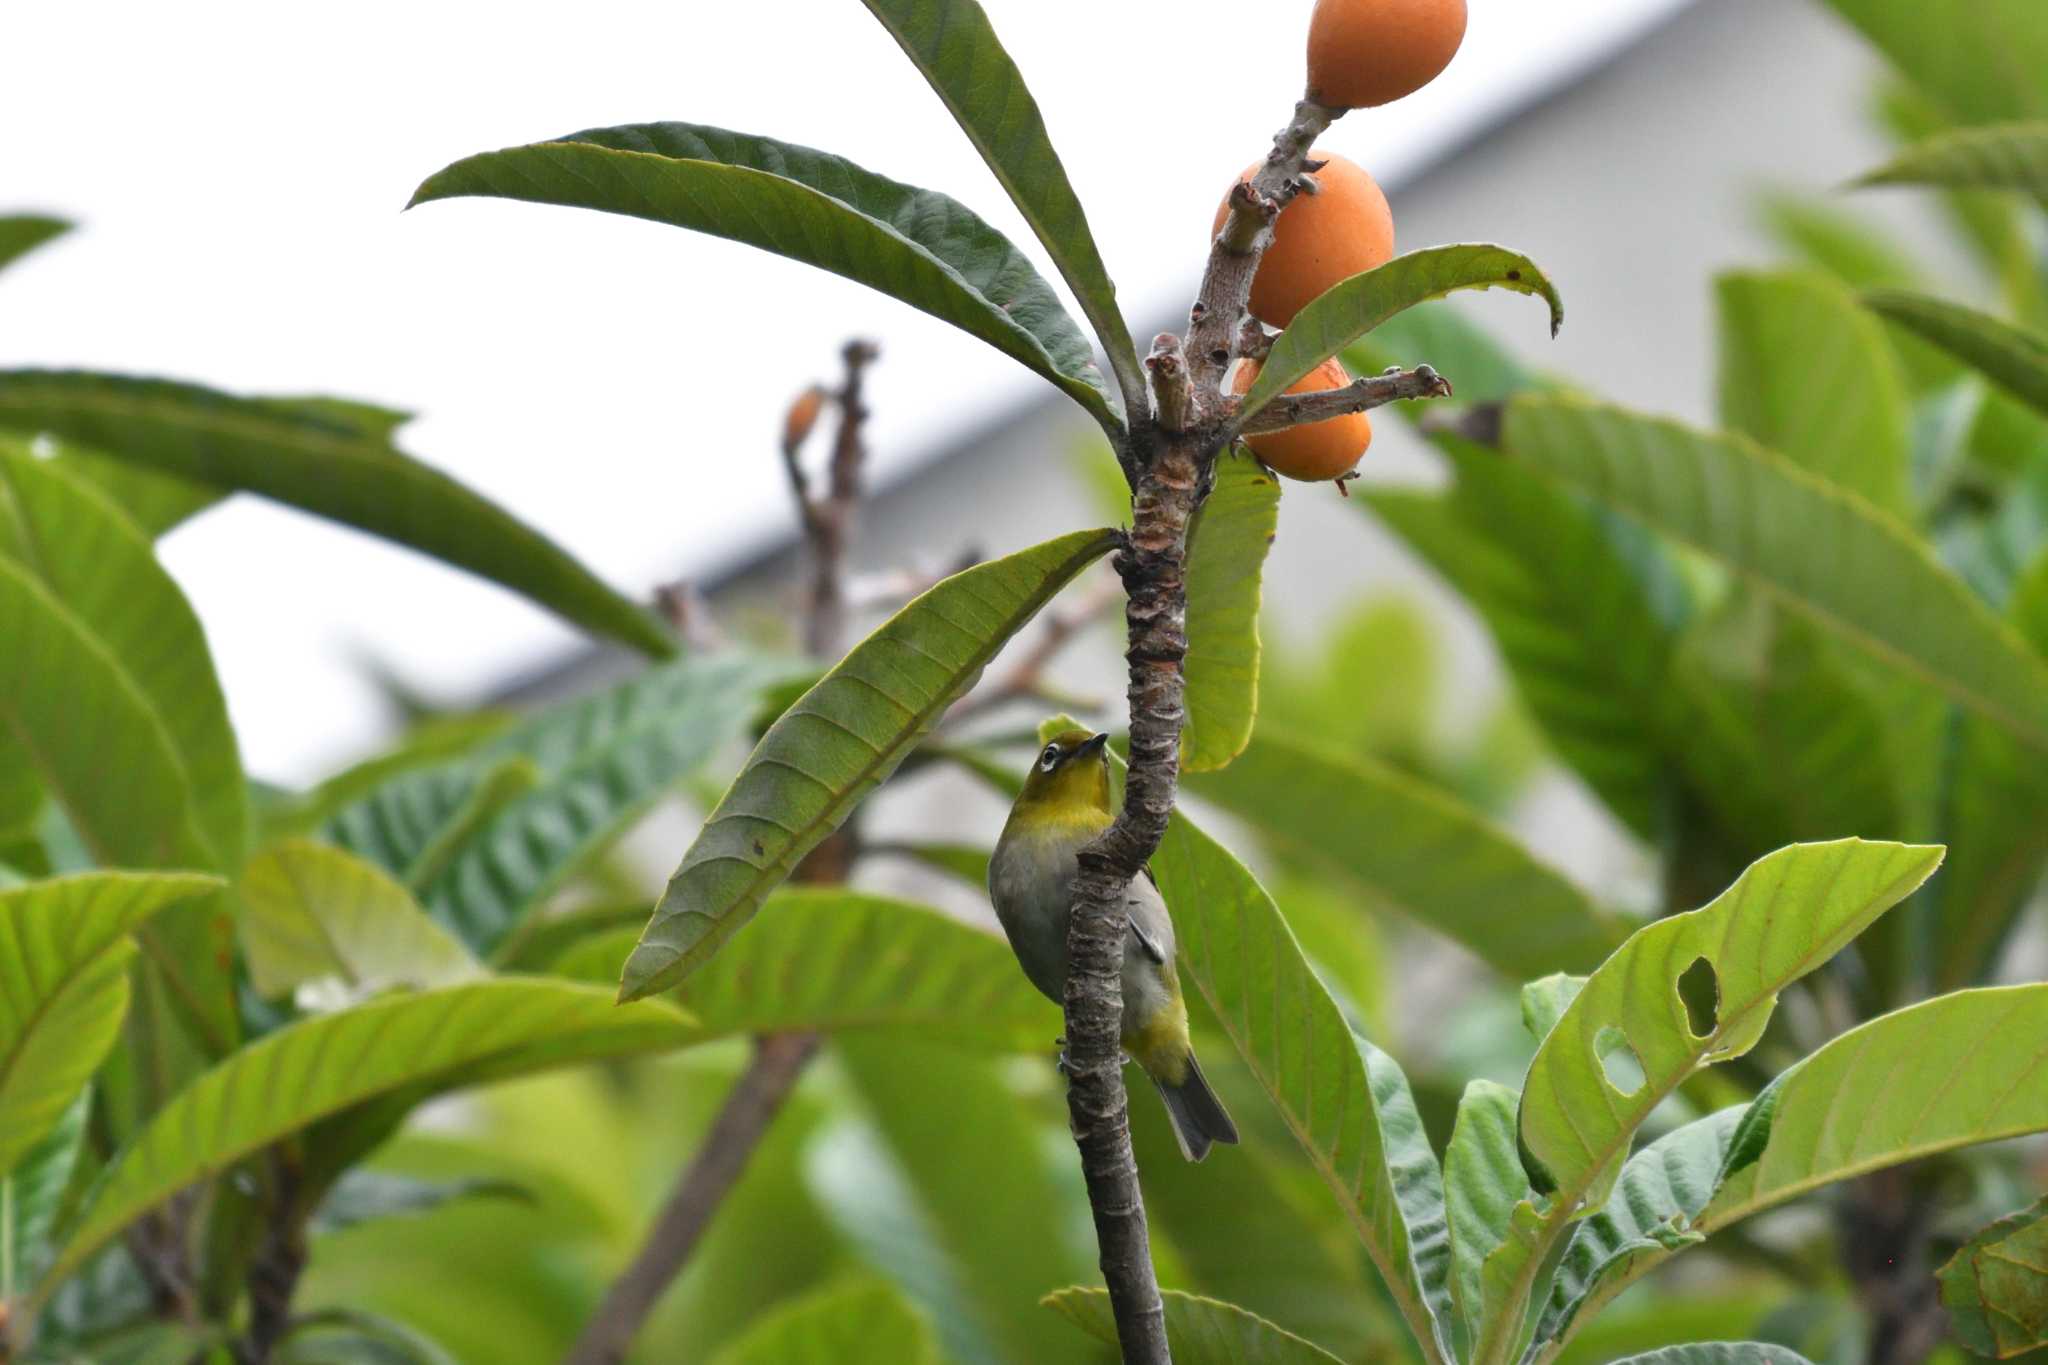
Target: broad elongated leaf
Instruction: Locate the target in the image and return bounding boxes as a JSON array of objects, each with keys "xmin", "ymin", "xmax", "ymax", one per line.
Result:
[
  {"xmin": 620, "ymin": 529, "xmax": 1115, "ymax": 999},
  {"xmin": 1863, "ymin": 289, "xmax": 2048, "ymax": 421},
  {"xmin": 0, "ymin": 215, "xmax": 70, "ymax": 276},
  {"xmin": 3, "ymin": 1092, "xmax": 90, "ymax": 1290},
  {"xmin": 0, "ymin": 873, "xmax": 220, "ymax": 1175},
  {"xmin": 1607, "ymin": 1348, "xmax": 1814, "ymax": 1365},
  {"xmin": 1147, "ymin": 800, "xmax": 1455, "ymax": 1357},
  {"xmin": 411, "ymin": 123, "xmax": 1117, "ymax": 428},
  {"xmin": 1443, "ymin": 1081, "xmax": 1532, "ymax": 1355},
  {"xmin": 0, "ymin": 446, "xmax": 247, "ymax": 866},
  {"xmin": 1345, "ymin": 300, "xmax": 1542, "ymax": 409},
  {"xmin": 1183, "ymin": 450, "xmax": 1279, "ymax": 772},
  {"xmin": 1046, "ymin": 1288, "xmax": 1345, "ymax": 1365},
  {"xmin": 309, "ymin": 1169, "xmax": 530, "ymax": 1237},
  {"xmin": 1185, "ymin": 729, "xmax": 1620, "ymax": 980},
  {"xmin": 1238, "ymin": 245, "xmax": 1563, "ymax": 421},
  {"xmin": 1940, "ymin": 1197, "xmax": 2048, "ymax": 1358},
  {"xmin": 555, "ymin": 889, "xmax": 1050, "ymax": 1051},
  {"xmin": 1520, "ymin": 840, "xmax": 1940, "ymax": 1211},
  {"xmin": 1366, "ymin": 440, "xmax": 1675, "ymax": 841},
  {"xmin": 240, "ymin": 841, "xmax": 480, "ymax": 1002},
  {"xmin": 1859, "ymin": 121, "xmax": 2048, "ymax": 198},
  {"xmin": 1820, "ymin": 0, "xmax": 2048, "ymax": 127},
  {"xmin": 322, "ymin": 758, "xmax": 529, "ymax": 889},
  {"xmin": 1502, "ymin": 397, "xmax": 2048, "ymax": 751},
  {"xmin": 859, "ymin": 0, "xmax": 1142, "ymax": 417},
  {"xmin": 708, "ymin": 1279, "xmax": 940, "ymax": 1365},
  {"xmin": 43, "ymin": 436, "xmax": 222, "ymax": 540},
  {"xmin": 0, "ymin": 371, "xmax": 674, "ymax": 658},
  {"xmin": 1717, "ymin": 271, "xmax": 1912, "ymax": 514},
  {"xmin": 35, "ymin": 979, "xmax": 694, "ymax": 1301}
]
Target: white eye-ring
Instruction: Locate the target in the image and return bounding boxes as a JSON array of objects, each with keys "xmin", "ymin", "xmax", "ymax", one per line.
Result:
[{"xmin": 1039, "ymin": 745, "xmax": 1061, "ymax": 772}]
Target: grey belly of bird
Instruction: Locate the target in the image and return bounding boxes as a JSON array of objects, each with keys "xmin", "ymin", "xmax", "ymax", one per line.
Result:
[{"xmin": 987, "ymin": 832, "xmax": 1176, "ymax": 1037}]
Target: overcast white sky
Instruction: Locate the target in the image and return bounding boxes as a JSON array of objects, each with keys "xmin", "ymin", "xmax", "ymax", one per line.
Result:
[{"xmin": 3, "ymin": 0, "xmax": 1689, "ymax": 782}]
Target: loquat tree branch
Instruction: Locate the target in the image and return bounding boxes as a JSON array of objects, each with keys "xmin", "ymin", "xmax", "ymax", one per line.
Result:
[{"xmin": 1237, "ymin": 365, "xmax": 1451, "ymax": 434}]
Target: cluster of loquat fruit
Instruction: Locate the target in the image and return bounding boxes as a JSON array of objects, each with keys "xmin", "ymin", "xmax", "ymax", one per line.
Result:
[{"xmin": 1223, "ymin": 0, "xmax": 1467, "ymax": 484}]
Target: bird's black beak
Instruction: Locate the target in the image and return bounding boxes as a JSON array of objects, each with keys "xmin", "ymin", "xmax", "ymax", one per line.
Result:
[{"xmin": 1081, "ymin": 732, "xmax": 1111, "ymax": 757}]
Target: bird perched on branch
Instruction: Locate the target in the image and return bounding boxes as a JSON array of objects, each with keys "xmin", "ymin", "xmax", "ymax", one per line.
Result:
[{"xmin": 988, "ymin": 729, "xmax": 1238, "ymax": 1161}]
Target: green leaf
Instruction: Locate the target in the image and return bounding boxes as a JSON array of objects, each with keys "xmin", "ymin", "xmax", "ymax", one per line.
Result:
[
  {"xmin": 0, "ymin": 216, "xmax": 70, "ymax": 276},
  {"xmin": 1443, "ymin": 1081, "xmax": 1533, "ymax": 1354},
  {"xmin": 707, "ymin": 1278, "xmax": 940, "ymax": 1365},
  {"xmin": 858, "ymin": 0, "xmax": 1142, "ymax": 418},
  {"xmin": 1863, "ymin": 289, "xmax": 2048, "ymax": 422},
  {"xmin": 0, "ymin": 873, "xmax": 222, "ymax": 1176},
  {"xmin": 1183, "ymin": 450, "xmax": 1279, "ymax": 772},
  {"xmin": 1146, "ymin": 799, "xmax": 1455, "ymax": 1358},
  {"xmin": 867, "ymin": 840, "xmax": 991, "ymax": 891},
  {"xmin": 4, "ymin": 1091, "xmax": 90, "ymax": 1293},
  {"xmin": 1365, "ymin": 439, "xmax": 1677, "ymax": 841},
  {"xmin": 1939, "ymin": 1197, "xmax": 2048, "ymax": 1358},
  {"xmin": 1238, "ymin": 245, "xmax": 1563, "ymax": 422},
  {"xmin": 1717, "ymin": 271, "xmax": 1912, "ymax": 515},
  {"xmin": 34, "ymin": 979, "xmax": 694, "ymax": 1303},
  {"xmin": 320, "ymin": 759, "xmax": 526, "ymax": 890},
  {"xmin": 1045, "ymin": 1288, "xmax": 1345, "ymax": 1365},
  {"xmin": 1501, "ymin": 396, "xmax": 2048, "ymax": 752},
  {"xmin": 1520, "ymin": 975, "xmax": 1586, "ymax": 1046},
  {"xmin": 1184, "ymin": 729, "xmax": 1620, "ymax": 980},
  {"xmin": 309, "ymin": 1170, "xmax": 531, "ymax": 1238},
  {"xmin": 1755, "ymin": 194, "xmax": 1922, "ymax": 292},
  {"xmin": 554, "ymin": 889, "xmax": 1051, "ymax": 1051},
  {"xmin": 1820, "ymin": 0, "xmax": 2048, "ymax": 127},
  {"xmin": 410, "ymin": 123, "xmax": 1118, "ymax": 429},
  {"xmin": 1520, "ymin": 839, "xmax": 1941, "ymax": 1213},
  {"xmin": 620, "ymin": 528, "xmax": 1115, "ymax": 999},
  {"xmin": 1858, "ymin": 121, "xmax": 2048, "ymax": 198},
  {"xmin": 0, "ymin": 371, "xmax": 674, "ymax": 659},
  {"xmin": 240, "ymin": 840, "xmax": 480, "ymax": 1003},
  {"xmin": 1607, "ymin": 1348, "xmax": 1814, "ymax": 1365},
  {"xmin": 42, "ymin": 437, "xmax": 222, "ymax": 539},
  {"xmin": 1345, "ymin": 301, "xmax": 1542, "ymax": 409},
  {"xmin": 412, "ymin": 653, "xmax": 792, "ymax": 957},
  {"xmin": 0, "ymin": 445, "xmax": 248, "ymax": 867}
]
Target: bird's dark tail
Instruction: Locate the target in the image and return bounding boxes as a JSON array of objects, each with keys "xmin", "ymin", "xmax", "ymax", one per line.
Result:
[{"xmin": 1149, "ymin": 1050, "xmax": 1239, "ymax": 1162}]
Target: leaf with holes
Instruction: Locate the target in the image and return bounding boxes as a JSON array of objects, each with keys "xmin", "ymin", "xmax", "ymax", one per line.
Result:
[
  {"xmin": 240, "ymin": 840, "xmax": 480, "ymax": 1003},
  {"xmin": 1863, "ymin": 289, "xmax": 2048, "ymax": 421},
  {"xmin": 32, "ymin": 979, "xmax": 693, "ymax": 1305},
  {"xmin": 1238, "ymin": 245, "xmax": 1562, "ymax": 422},
  {"xmin": 0, "ymin": 873, "xmax": 222, "ymax": 1175},
  {"xmin": 411, "ymin": 123, "xmax": 1118, "ymax": 429},
  {"xmin": 1183, "ymin": 450, "xmax": 1280, "ymax": 772},
  {"xmin": 1502, "ymin": 396, "xmax": 2048, "ymax": 752},
  {"xmin": 620, "ymin": 529, "xmax": 1115, "ymax": 999},
  {"xmin": 0, "ymin": 371, "xmax": 674, "ymax": 658},
  {"xmin": 1717, "ymin": 271, "xmax": 1912, "ymax": 515},
  {"xmin": 1940, "ymin": 1197, "xmax": 2048, "ymax": 1358},
  {"xmin": 858, "ymin": 0, "xmax": 1142, "ymax": 418},
  {"xmin": 1046, "ymin": 1288, "xmax": 1345, "ymax": 1365},
  {"xmin": 1185, "ymin": 729, "xmax": 1620, "ymax": 980}
]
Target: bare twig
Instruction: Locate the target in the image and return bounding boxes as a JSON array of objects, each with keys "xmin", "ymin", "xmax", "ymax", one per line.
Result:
[
  {"xmin": 1237, "ymin": 365, "xmax": 1451, "ymax": 435},
  {"xmin": 562, "ymin": 1033, "xmax": 821, "ymax": 1365},
  {"xmin": 653, "ymin": 579, "xmax": 727, "ymax": 652},
  {"xmin": 566, "ymin": 341, "xmax": 880, "ymax": 1365}
]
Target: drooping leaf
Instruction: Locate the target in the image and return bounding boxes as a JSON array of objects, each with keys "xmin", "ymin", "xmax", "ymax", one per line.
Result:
[
  {"xmin": 1184, "ymin": 729, "xmax": 1620, "ymax": 981},
  {"xmin": 858, "ymin": 0, "xmax": 1143, "ymax": 418},
  {"xmin": 554, "ymin": 889, "xmax": 1050, "ymax": 1051},
  {"xmin": 3, "ymin": 1090, "xmax": 91, "ymax": 1290},
  {"xmin": 34, "ymin": 980, "xmax": 694, "ymax": 1303},
  {"xmin": 1858, "ymin": 121, "xmax": 2048, "ymax": 199},
  {"xmin": 410, "ymin": 123, "xmax": 1118, "ymax": 429},
  {"xmin": 707, "ymin": 1278, "xmax": 941, "ymax": 1365},
  {"xmin": 1365, "ymin": 438, "xmax": 1676, "ymax": 841},
  {"xmin": 1605, "ymin": 1347, "xmax": 1815, "ymax": 1365},
  {"xmin": 240, "ymin": 840, "xmax": 480, "ymax": 1004},
  {"xmin": 1046, "ymin": 1288, "xmax": 1346, "ymax": 1365},
  {"xmin": 1939, "ymin": 1197, "xmax": 2048, "ymax": 1358},
  {"xmin": 0, "ymin": 215, "xmax": 71, "ymax": 276},
  {"xmin": 0, "ymin": 445, "xmax": 248, "ymax": 867},
  {"xmin": 0, "ymin": 873, "xmax": 220, "ymax": 1176},
  {"xmin": 1519, "ymin": 839, "xmax": 1941, "ymax": 1212},
  {"xmin": 0, "ymin": 371, "xmax": 674, "ymax": 658},
  {"xmin": 620, "ymin": 529, "xmax": 1115, "ymax": 999},
  {"xmin": 1863, "ymin": 289, "xmax": 2048, "ymax": 422},
  {"xmin": 1183, "ymin": 450, "xmax": 1280, "ymax": 772},
  {"xmin": 1501, "ymin": 396, "xmax": 2048, "ymax": 752},
  {"xmin": 1717, "ymin": 270, "xmax": 1912, "ymax": 515},
  {"xmin": 1443, "ymin": 1081, "xmax": 1533, "ymax": 1355},
  {"xmin": 1238, "ymin": 245, "xmax": 1563, "ymax": 422},
  {"xmin": 1819, "ymin": 0, "xmax": 2048, "ymax": 127}
]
